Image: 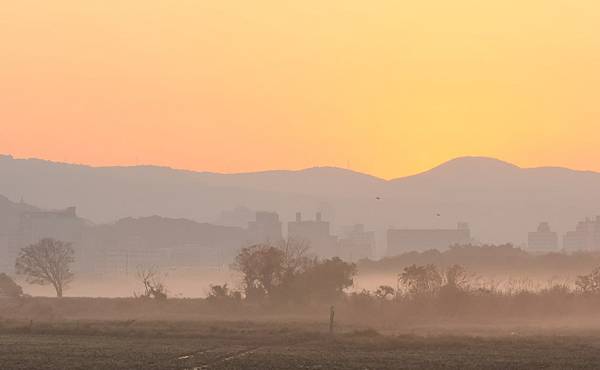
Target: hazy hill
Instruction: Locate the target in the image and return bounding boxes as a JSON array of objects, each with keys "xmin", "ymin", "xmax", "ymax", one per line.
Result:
[
  {"xmin": 90, "ymin": 215, "xmax": 247, "ymax": 252},
  {"xmin": 0, "ymin": 155, "xmax": 368, "ymax": 226},
  {"xmin": 2, "ymin": 154, "xmax": 600, "ymax": 253},
  {"xmin": 0, "ymin": 194, "xmax": 39, "ymax": 236},
  {"xmin": 358, "ymin": 244, "xmax": 600, "ymax": 276},
  {"xmin": 0, "ymin": 194, "xmax": 248, "ymax": 270}
]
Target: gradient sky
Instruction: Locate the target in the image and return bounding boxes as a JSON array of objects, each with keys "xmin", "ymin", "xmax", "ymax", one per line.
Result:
[{"xmin": 1, "ymin": 1, "xmax": 600, "ymax": 179}]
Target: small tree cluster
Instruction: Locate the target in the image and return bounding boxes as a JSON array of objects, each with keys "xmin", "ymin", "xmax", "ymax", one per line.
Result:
[
  {"xmin": 15, "ymin": 238, "xmax": 74, "ymax": 298},
  {"xmin": 206, "ymin": 284, "xmax": 242, "ymax": 308},
  {"xmin": 232, "ymin": 240, "xmax": 357, "ymax": 304},
  {"xmin": 398, "ymin": 264, "xmax": 470, "ymax": 298},
  {"xmin": 135, "ymin": 266, "xmax": 167, "ymax": 300}
]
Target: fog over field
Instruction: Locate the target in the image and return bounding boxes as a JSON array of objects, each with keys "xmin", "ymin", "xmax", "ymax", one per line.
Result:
[
  {"xmin": 4, "ymin": 157, "xmax": 600, "ymax": 369},
  {"xmin": 5, "ymin": 0, "xmax": 600, "ymax": 367},
  {"xmin": 3, "ymin": 154, "xmax": 600, "ymax": 300}
]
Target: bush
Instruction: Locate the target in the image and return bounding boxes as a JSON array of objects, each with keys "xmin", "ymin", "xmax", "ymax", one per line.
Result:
[
  {"xmin": 576, "ymin": 267, "xmax": 600, "ymax": 293},
  {"xmin": 206, "ymin": 284, "xmax": 242, "ymax": 309},
  {"xmin": 232, "ymin": 242, "xmax": 356, "ymax": 305}
]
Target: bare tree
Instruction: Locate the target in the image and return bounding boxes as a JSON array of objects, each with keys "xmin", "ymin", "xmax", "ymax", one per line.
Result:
[
  {"xmin": 135, "ymin": 265, "xmax": 167, "ymax": 300},
  {"xmin": 15, "ymin": 238, "xmax": 75, "ymax": 297},
  {"xmin": 278, "ymin": 237, "xmax": 313, "ymax": 278}
]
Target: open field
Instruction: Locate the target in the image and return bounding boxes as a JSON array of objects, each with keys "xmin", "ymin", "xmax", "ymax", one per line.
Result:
[
  {"xmin": 5, "ymin": 289, "xmax": 600, "ymax": 369},
  {"xmin": 4, "ymin": 321, "xmax": 600, "ymax": 369}
]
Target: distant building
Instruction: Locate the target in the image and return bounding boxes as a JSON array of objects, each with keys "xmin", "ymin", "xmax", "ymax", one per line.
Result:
[
  {"xmin": 17, "ymin": 207, "xmax": 84, "ymax": 247},
  {"xmin": 13, "ymin": 206, "xmax": 88, "ymax": 272},
  {"xmin": 386, "ymin": 222, "xmax": 471, "ymax": 256},
  {"xmin": 563, "ymin": 216, "xmax": 600, "ymax": 252},
  {"xmin": 246, "ymin": 211, "xmax": 283, "ymax": 245},
  {"xmin": 288, "ymin": 212, "xmax": 337, "ymax": 257},
  {"xmin": 337, "ymin": 224, "xmax": 375, "ymax": 262},
  {"xmin": 85, "ymin": 216, "xmax": 247, "ymax": 273},
  {"xmin": 215, "ymin": 206, "xmax": 255, "ymax": 228},
  {"xmin": 528, "ymin": 222, "xmax": 558, "ymax": 252}
]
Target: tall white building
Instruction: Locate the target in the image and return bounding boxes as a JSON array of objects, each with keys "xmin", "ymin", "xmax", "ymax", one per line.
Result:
[
  {"xmin": 563, "ymin": 216, "xmax": 600, "ymax": 252},
  {"xmin": 246, "ymin": 211, "xmax": 283, "ymax": 245},
  {"xmin": 288, "ymin": 212, "xmax": 337, "ymax": 257},
  {"xmin": 338, "ymin": 224, "xmax": 375, "ymax": 262},
  {"xmin": 528, "ymin": 222, "xmax": 558, "ymax": 252}
]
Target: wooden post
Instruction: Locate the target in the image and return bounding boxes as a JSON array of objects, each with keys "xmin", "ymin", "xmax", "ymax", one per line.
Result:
[{"xmin": 329, "ymin": 305, "xmax": 335, "ymax": 335}]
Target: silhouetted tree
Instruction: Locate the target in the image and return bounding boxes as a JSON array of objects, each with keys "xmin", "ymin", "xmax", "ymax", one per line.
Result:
[
  {"xmin": 302, "ymin": 257, "xmax": 357, "ymax": 301},
  {"xmin": 135, "ymin": 265, "xmax": 167, "ymax": 300},
  {"xmin": 398, "ymin": 264, "xmax": 442, "ymax": 297},
  {"xmin": 438, "ymin": 264, "xmax": 471, "ymax": 313},
  {"xmin": 15, "ymin": 238, "xmax": 74, "ymax": 297},
  {"xmin": 232, "ymin": 244, "xmax": 284, "ymax": 300},
  {"xmin": 279, "ymin": 238, "xmax": 312, "ymax": 281},
  {"xmin": 443, "ymin": 264, "xmax": 469, "ymax": 290},
  {"xmin": 232, "ymin": 242, "xmax": 356, "ymax": 304},
  {"xmin": 206, "ymin": 283, "xmax": 242, "ymax": 308},
  {"xmin": 273, "ymin": 238, "xmax": 316, "ymax": 302}
]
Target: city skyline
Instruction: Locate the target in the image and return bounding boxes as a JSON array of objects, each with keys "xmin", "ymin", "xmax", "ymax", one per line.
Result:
[{"xmin": 4, "ymin": 2, "xmax": 600, "ymax": 365}]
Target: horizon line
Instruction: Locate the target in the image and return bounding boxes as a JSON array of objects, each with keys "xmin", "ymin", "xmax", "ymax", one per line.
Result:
[{"xmin": 1, "ymin": 153, "xmax": 597, "ymax": 181}]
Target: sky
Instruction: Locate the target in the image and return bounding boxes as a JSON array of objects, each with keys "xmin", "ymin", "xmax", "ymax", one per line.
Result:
[{"xmin": 1, "ymin": 1, "xmax": 600, "ymax": 179}]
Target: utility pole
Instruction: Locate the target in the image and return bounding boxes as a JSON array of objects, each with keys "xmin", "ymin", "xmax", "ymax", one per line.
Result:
[{"xmin": 329, "ymin": 305, "xmax": 335, "ymax": 335}]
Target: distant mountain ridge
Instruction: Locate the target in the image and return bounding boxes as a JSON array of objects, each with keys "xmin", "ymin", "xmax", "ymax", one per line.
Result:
[{"xmin": 2, "ymin": 154, "xmax": 600, "ymax": 253}]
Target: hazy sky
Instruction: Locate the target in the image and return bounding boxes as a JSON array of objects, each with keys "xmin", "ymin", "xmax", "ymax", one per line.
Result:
[{"xmin": 1, "ymin": 1, "xmax": 599, "ymax": 178}]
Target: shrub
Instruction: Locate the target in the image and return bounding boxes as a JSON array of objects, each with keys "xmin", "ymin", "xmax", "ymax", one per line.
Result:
[{"xmin": 576, "ymin": 267, "xmax": 600, "ymax": 293}]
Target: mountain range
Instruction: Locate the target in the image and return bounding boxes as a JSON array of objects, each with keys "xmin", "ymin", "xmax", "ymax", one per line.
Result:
[{"xmin": 2, "ymin": 154, "xmax": 600, "ymax": 254}]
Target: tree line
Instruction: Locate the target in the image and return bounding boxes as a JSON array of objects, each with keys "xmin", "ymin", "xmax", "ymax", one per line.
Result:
[
  {"xmin": 214, "ymin": 239, "xmax": 357, "ymax": 305},
  {"xmin": 0, "ymin": 237, "xmax": 357, "ymax": 301},
  {"xmin": 6, "ymin": 237, "xmax": 600, "ymax": 305}
]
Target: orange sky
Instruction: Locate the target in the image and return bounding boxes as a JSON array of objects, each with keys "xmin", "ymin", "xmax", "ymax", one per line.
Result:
[{"xmin": 1, "ymin": 1, "xmax": 600, "ymax": 179}]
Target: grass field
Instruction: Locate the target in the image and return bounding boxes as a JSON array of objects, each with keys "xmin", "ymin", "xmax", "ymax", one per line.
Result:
[{"xmin": 3, "ymin": 321, "xmax": 600, "ymax": 369}]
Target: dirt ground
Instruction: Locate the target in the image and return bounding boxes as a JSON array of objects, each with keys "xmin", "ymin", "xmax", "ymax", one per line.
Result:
[{"xmin": 3, "ymin": 321, "xmax": 600, "ymax": 369}]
